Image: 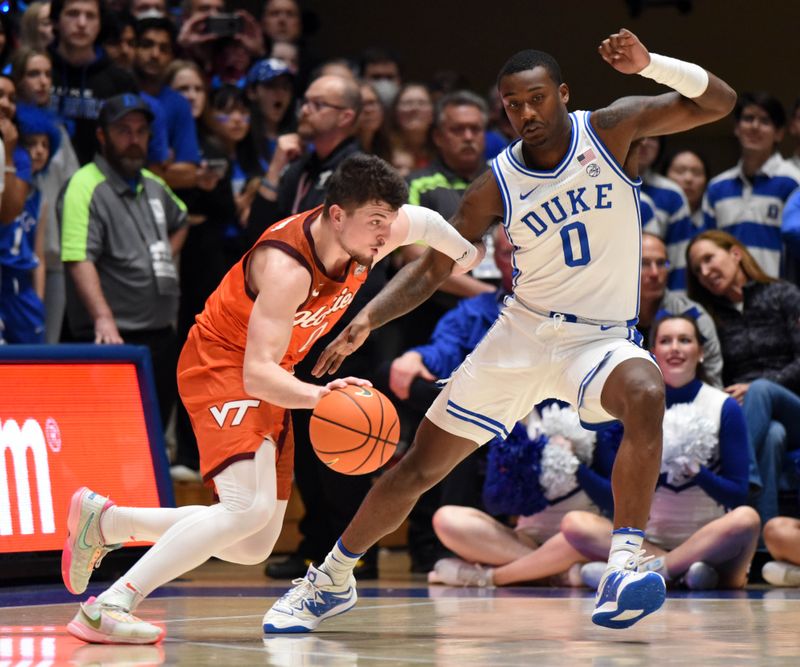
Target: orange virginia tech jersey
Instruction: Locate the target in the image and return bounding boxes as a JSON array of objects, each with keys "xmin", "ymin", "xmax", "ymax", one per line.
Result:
[{"xmin": 194, "ymin": 206, "xmax": 370, "ymax": 371}]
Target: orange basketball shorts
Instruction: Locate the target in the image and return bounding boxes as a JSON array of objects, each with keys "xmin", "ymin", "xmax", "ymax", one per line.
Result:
[{"xmin": 177, "ymin": 327, "xmax": 294, "ymax": 500}]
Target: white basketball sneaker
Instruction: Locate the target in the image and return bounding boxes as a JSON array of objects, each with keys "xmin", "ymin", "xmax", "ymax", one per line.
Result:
[
  {"xmin": 67, "ymin": 596, "xmax": 163, "ymax": 644},
  {"xmin": 429, "ymin": 558, "xmax": 495, "ymax": 587},
  {"xmin": 683, "ymin": 561, "xmax": 719, "ymax": 590},
  {"xmin": 591, "ymin": 550, "xmax": 666, "ymax": 629},
  {"xmin": 62, "ymin": 488, "xmax": 122, "ymax": 595},
  {"xmin": 263, "ymin": 564, "xmax": 357, "ymax": 633},
  {"xmin": 762, "ymin": 560, "xmax": 800, "ymax": 587}
]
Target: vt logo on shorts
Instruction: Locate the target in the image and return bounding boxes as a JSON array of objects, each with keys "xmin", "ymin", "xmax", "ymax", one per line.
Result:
[{"xmin": 210, "ymin": 400, "xmax": 261, "ymax": 428}]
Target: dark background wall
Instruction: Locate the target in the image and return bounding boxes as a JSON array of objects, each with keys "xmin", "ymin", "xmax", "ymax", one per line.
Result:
[{"xmin": 251, "ymin": 0, "xmax": 800, "ymax": 174}]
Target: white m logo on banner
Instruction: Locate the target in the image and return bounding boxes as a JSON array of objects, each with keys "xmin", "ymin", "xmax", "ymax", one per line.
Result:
[
  {"xmin": 210, "ymin": 400, "xmax": 261, "ymax": 428},
  {"xmin": 0, "ymin": 419, "xmax": 55, "ymax": 536}
]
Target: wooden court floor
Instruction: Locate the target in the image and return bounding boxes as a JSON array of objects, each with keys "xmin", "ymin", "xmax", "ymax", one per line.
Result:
[{"xmin": 1, "ymin": 551, "xmax": 799, "ymax": 666}]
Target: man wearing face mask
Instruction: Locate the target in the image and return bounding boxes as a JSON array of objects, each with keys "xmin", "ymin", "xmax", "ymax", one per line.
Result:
[
  {"xmin": 359, "ymin": 47, "xmax": 403, "ymax": 108},
  {"xmin": 58, "ymin": 94, "xmax": 188, "ymax": 433}
]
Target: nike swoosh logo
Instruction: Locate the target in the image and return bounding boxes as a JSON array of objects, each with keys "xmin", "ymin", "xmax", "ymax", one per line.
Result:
[
  {"xmin": 78, "ymin": 513, "xmax": 95, "ymax": 550},
  {"xmin": 600, "ymin": 324, "xmax": 615, "ymax": 331},
  {"xmin": 520, "ymin": 187, "xmax": 538, "ymax": 200},
  {"xmin": 624, "ymin": 540, "xmax": 639, "ymax": 547}
]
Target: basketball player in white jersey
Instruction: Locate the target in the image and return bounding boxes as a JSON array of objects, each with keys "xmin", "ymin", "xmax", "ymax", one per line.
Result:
[{"xmin": 264, "ymin": 28, "xmax": 736, "ymax": 632}]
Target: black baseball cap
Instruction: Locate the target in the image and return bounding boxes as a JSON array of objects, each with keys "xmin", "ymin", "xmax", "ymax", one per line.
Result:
[{"xmin": 99, "ymin": 93, "xmax": 155, "ymax": 126}]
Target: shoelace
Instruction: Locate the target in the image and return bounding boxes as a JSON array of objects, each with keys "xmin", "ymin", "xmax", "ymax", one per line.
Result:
[
  {"xmin": 279, "ymin": 577, "xmax": 321, "ymax": 609},
  {"xmin": 535, "ymin": 312, "xmax": 566, "ymax": 335},
  {"xmin": 89, "ymin": 543, "xmax": 122, "ymax": 571},
  {"xmin": 624, "ymin": 549, "xmax": 655, "ymax": 572}
]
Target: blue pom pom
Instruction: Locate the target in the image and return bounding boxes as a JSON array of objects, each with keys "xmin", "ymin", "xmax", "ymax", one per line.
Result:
[{"xmin": 482, "ymin": 422, "xmax": 549, "ymax": 516}]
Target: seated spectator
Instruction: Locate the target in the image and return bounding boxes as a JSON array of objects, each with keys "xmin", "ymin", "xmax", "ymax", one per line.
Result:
[
  {"xmin": 270, "ymin": 39, "xmax": 299, "ymax": 75},
  {"xmin": 664, "ymin": 148, "xmax": 710, "ymax": 230},
  {"xmin": 101, "ymin": 11, "xmax": 136, "ymax": 70},
  {"xmin": 48, "ymin": 0, "xmax": 140, "ymax": 165},
  {"xmin": 10, "ymin": 47, "xmax": 80, "ymax": 343},
  {"xmin": 428, "ymin": 404, "xmax": 610, "ymax": 587},
  {"xmin": 0, "ymin": 75, "xmax": 32, "ymax": 224},
  {"xmin": 204, "ymin": 84, "xmax": 261, "ymax": 263},
  {"xmin": 762, "ymin": 515, "xmax": 800, "ymax": 586},
  {"xmin": 356, "ymin": 80, "xmax": 391, "ymax": 160},
  {"xmin": 389, "ymin": 83, "xmax": 435, "ymax": 172},
  {"xmin": 19, "ymin": 2, "xmax": 55, "ymax": 51},
  {"xmin": 0, "ymin": 104, "xmax": 59, "ymax": 343},
  {"xmin": 638, "ymin": 232, "xmax": 723, "ymax": 387},
  {"xmin": 133, "ymin": 13, "xmax": 200, "ymax": 189},
  {"xmin": 687, "ymin": 230, "xmax": 800, "ymax": 525},
  {"xmin": 637, "ymin": 135, "xmax": 695, "ymax": 292},
  {"xmin": 563, "ymin": 314, "xmax": 758, "ymax": 590},
  {"xmin": 244, "ymin": 58, "xmax": 295, "ymax": 171},
  {"xmin": 178, "ymin": 0, "xmax": 263, "ymax": 75},
  {"xmin": 704, "ymin": 92, "xmax": 800, "ymax": 282},
  {"xmin": 359, "ymin": 46, "xmax": 402, "ymax": 108}
]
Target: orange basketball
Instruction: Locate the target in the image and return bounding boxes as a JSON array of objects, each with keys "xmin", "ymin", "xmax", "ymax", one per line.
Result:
[{"xmin": 309, "ymin": 385, "xmax": 399, "ymax": 474}]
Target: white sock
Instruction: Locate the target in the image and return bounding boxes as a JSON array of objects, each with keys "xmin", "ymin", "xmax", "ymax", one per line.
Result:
[
  {"xmin": 608, "ymin": 527, "xmax": 644, "ymax": 570},
  {"xmin": 320, "ymin": 538, "xmax": 364, "ymax": 585},
  {"xmin": 97, "ymin": 579, "xmax": 144, "ymax": 611}
]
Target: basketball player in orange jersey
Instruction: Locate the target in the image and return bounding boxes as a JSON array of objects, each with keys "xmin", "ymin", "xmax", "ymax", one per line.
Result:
[
  {"xmin": 265, "ymin": 28, "xmax": 736, "ymax": 632},
  {"xmin": 60, "ymin": 154, "xmax": 485, "ymax": 644}
]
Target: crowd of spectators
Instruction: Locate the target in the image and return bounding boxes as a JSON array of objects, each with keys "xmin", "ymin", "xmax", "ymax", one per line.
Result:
[{"xmin": 0, "ymin": 0, "xmax": 798, "ymax": 587}]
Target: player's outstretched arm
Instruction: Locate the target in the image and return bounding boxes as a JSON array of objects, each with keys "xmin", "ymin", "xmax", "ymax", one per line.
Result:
[
  {"xmin": 312, "ymin": 171, "xmax": 502, "ymax": 377},
  {"xmin": 593, "ymin": 28, "xmax": 736, "ymax": 152}
]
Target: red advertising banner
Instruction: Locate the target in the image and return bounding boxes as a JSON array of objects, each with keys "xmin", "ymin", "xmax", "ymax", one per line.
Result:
[{"xmin": 0, "ymin": 363, "xmax": 164, "ymax": 554}]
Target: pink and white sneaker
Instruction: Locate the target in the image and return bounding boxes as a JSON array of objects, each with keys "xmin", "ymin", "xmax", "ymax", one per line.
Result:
[
  {"xmin": 61, "ymin": 488, "xmax": 121, "ymax": 595},
  {"xmin": 67, "ymin": 596, "xmax": 164, "ymax": 644}
]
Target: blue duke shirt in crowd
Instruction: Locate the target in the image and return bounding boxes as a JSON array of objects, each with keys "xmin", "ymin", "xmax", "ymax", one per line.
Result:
[
  {"xmin": 704, "ymin": 152, "xmax": 800, "ymax": 280},
  {"xmin": 640, "ymin": 170, "xmax": 696, "ymax": 293},
  {"xmin": 153, "ymin": 86, "xmax": 200, "ymax": 165},
  {"xmin": 0, "ymin": 188, "xmax": 46, "ymax": 343},
  {"xmin": 491, "ymin": 110, "xmax": 641, "ymax": 324}
]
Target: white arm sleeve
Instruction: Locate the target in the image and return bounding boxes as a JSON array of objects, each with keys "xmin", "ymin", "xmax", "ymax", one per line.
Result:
[{"xmin": 400, "ymin": 204, "xmax": 478, "ymax": 269}]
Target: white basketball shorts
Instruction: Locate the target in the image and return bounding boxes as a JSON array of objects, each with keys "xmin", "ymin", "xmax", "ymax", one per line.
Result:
[{"xmin": 426, "ymin": 297, "xmax": 659, "ymax": 445}]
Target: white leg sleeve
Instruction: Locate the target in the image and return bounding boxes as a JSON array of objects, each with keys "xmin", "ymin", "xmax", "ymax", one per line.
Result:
[
  {"xmin": 101, "ymin": 505, "xmax": 207, "ymax": 544},
  {"xmin": 110, "ymin": 440, "xmax": 280, "ymax": 598}
]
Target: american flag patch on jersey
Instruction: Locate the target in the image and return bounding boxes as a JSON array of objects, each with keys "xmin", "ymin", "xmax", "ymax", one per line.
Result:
[{"xmin": 577, "ymin": 149, "xmax": 596, "ymax": 165}]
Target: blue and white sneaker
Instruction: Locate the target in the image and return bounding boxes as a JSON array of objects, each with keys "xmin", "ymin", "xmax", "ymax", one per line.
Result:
[
  {"xmin": 591, "ymin": 550, "xmax": 666, "ymax": 630},
  {"xmin": 263, "ymin": 564, "xmax": 357, "ymax": 633}
]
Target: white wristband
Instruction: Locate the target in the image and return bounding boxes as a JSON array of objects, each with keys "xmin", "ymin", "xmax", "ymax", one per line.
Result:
[
  {"xmin": 401, "ymin": 204, "xmax": 478, "ymax": 269},
  {"xmin": 638, "ymin": 53, "xmax": 709, "ymax": 99}
]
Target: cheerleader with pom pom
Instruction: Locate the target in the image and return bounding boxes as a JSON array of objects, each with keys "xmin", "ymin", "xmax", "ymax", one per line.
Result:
[
  {"xmin": 562, "ymin": 315, "xmax": 761, "ymax": 590},
  {"xmin": 427, "ymin": 403, "xmax": 619, "ymax": 587}
]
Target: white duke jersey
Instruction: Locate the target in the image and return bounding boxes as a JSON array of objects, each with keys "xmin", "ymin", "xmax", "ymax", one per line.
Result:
[{"xmin": 491, "ymin": 110, "xmax": 643, "ymax": 324}]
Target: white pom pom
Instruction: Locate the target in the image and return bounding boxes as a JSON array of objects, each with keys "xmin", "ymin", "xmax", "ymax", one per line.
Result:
[
  {"xmin": 539, "ymin": 441, "xmax": 580, "ymax": 500},
  {"xmin": 661, "ymin": 403, "xmax": 718, "ymax": 485},
  {"xmin": 538, "ymin": 404, "xmax": 596, "ymax": 464}
]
